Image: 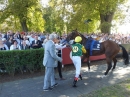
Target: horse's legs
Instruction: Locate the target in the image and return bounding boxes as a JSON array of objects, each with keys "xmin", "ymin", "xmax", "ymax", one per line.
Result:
[
  {"xmin": 87, "ymin": 59, "xmax": 90, "ymax": 71},
  {"xmin": 112, "ymin": 57, "xmax": 117, "ymax": 70},
  {"xmin": 81, "ymin": 55, "xmax": 90, "ymax": 71},
  {"xmin": 104, "ymin": 58, "xmax": 112, "ymax": 75}
]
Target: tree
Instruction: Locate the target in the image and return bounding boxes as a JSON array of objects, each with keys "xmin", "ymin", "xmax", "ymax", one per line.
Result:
[
  {"xmin": 43, "ymin": 0, "xmax": 128, "ymax": 33},
  {"xmin": 68, "ymin": 0, "xmax": 128, "ymax": 33},
  {"xmin": 0, "ymin": 0, "xmax": 44, "ymax": 32}
]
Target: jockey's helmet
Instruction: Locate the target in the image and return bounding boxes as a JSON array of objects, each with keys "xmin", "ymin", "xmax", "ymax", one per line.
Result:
[{"xmin": 74, "ymin": 36, "xmax": 82, "ymax": 42}]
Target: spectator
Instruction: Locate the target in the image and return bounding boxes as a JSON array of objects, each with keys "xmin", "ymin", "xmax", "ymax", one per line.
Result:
[
  {"xmin": 13, "ymin": 33, "xmax": 21, "ymax": 45},
  {"xmin": 10, "ymin": 40, "xmax": 21, "ymax": 50},
  {"xmin": 20, "ymin": 40, "xmax": 30, "ymax": 50},
  {"xmin": 8, "ymin": 35, "xmax": 14, "ymax": 45},
  {"xmin": 2, "ymin": 38, "xmax": 11, "ymax": 49},
  {"xmin": 16, "ymin": 31, "xmax": 22, "ymax": 40},
  {"xmin": 0, "ymin": 39, "xmax": 9, "ymax": 51},
  {"xmin": 31, "ymin": 35, "xmax": 42, "ymax": 49},
  {"xmin": 28, "ymin": 34, "xmax": 35, "ymax": 45},
  {"xmin": 22, "ymin": 36, "xmax": 30, "ymax": 47},
  {"xmin": 4, "ymin": 31, "xmax": 11, "ymax": 40}
]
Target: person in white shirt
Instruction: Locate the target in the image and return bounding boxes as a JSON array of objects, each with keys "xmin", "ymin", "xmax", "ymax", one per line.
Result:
[
  {"xmin": 22, "ymin": 36, "xmax": 30, "ymax": 46},
  {"xmin": 55, "ymin": 37, "xmax": 66, "ymax": 80},
  {"xmin": 10, "ymin": 40, "xmax": 21, "ymax": 50},
  {"xmin": 28, "ymin": 34, "xmax": 35, "ymax": 45},
  {"xmin": 0, "ymin": 39, "xmax": 9, "ymax": 51}
]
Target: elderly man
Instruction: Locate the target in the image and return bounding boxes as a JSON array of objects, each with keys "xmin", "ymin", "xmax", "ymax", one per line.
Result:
[{"xmin": 43, "ymin": 34, "xmax": 62, "ymax": 91}]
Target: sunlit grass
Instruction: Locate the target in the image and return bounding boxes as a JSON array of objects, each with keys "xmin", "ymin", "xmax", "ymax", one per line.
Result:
[{"xmin": 79, "ymin": 79, "xmax": 130, "ymax": 97}]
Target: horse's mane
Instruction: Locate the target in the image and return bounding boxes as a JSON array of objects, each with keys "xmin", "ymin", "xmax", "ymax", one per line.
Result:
[
  {"xmin": 66, "ymin": 30, "xmax": 87, "ymax": 43},
  {"xmin": 78, "ymin": 32, "xmax": 87, "ymax": 40}
]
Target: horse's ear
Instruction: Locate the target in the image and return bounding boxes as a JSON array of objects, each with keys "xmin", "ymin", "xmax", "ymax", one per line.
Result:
[{"xmin": 72, "ymin": 30, "xmax": 75, "ymax": 33}]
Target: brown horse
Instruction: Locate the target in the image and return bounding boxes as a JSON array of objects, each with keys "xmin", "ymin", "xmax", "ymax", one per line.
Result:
[{"xmin": 66, "ymin": 30, "xmax": 129, "ymax": 77}]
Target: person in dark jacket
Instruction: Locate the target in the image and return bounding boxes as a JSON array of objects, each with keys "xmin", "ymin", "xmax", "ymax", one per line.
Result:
[
  {"xmin": 20, "ymin": 40, "xmax": 29, "ymax": 50},
  {"xmin": 31, "ymin": 35, "xmax": 42, "ymax": 49}
]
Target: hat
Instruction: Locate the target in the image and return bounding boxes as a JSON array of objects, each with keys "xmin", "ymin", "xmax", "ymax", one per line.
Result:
[{"xmin": 74, "ymin": 36, "xmax": 82, "ymax": 42}]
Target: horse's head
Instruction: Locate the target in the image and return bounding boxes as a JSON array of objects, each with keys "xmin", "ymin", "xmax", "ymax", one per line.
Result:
[
  {"xmin": 66, "ymin": 29, "xmax": 81, "ymax": 42},
  {"xmin": 66, "ymin": 29, "xmax": 87, "ymax": 45}
]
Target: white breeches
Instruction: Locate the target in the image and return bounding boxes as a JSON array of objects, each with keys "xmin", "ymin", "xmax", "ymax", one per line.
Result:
[{"xmin": 72, "ymin": 56, "xmax": 81, "ymax": 78}]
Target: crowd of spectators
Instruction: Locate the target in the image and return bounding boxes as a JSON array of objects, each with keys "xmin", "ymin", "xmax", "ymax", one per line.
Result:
[
  {"xmin": 0, "ymin": 31, "xmax": 63, "ymax": 51},
  {"xmin": 83, "ymin": 33, "xmax": 130, "ymax": 44},
  {"xmin": 0, "ymin": 31, "xmax": 130, "ymax": 51}
]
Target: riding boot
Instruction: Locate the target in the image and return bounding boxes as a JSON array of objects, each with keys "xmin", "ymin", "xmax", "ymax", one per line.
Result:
[
  {"xmin": 79, "ymin": 74, "xmax": 82, "ymax": 80},
  {"xmin": 73, "ymin": 77, "xmax": 78, "ymax": 87}
]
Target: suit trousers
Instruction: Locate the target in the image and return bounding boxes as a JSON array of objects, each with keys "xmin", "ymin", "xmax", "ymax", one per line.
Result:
[
  {"xmin": 57, "ymin": 53, "xmax": 63, "ymax": 78},
  {"xmin": 43, "ymin": 67, "xmax": 56, "ymax": 89},
  {"xmin": 72, "ymin": 56, "xmax": 81, "ymax": 78}
]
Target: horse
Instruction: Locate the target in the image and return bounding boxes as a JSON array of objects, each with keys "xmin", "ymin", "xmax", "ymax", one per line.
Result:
[{"xmin": 66, "ymin": 30, "xmax": 129, "ymax": 77}]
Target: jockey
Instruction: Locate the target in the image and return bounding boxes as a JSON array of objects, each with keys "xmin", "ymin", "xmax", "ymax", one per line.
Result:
[{"xmin": 71, "ymin": 36, "xmax": 86, "ymax": 87}]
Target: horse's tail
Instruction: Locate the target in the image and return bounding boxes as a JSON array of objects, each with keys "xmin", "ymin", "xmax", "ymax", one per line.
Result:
[{"xmin": 119, "ymin": 45, "xmax": 129, "ymax": 65}]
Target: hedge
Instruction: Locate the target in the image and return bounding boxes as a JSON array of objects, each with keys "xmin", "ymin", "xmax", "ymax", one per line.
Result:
[{"xmin": 0, "ymin": 48, "xmax": 44, "ymax": 76}]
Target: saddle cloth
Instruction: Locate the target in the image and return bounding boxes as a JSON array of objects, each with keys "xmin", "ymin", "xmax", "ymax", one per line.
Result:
[{"xmin": 85, "ymin": 38, "xmax": 100, "ymax": 55}]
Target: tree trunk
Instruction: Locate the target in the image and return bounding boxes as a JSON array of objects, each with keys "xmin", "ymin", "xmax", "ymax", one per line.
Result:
[
  {"xmin": 100, "ymin": 12, "xmax": 114, "ymax": 33},
  {"xmin": 20, "ymin": 20, "xmax": 28, "ymax": 32}
]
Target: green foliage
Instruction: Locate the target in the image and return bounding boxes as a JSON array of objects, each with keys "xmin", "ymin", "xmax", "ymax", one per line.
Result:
[
  {"xmin": 68, "ymin": 0, "xmax": 127, "ymax": 33},
  {"xmin": 0, "ymin": 0, "xmax": 45, "ymax": 32},
  {"xmin": 27, "ymin": 6, "xmax": 45, "ymax": 32},
  {"xmin": 0, "ymin": 49, "xmax": 44, "ymax": 76},
  {"xmin": 43, "ymin": 0, "xmax": 128, "ymax": 33},
  {"xmin": 100, "ymin": 22, "xmax": 112, "ymax": 33},
  {"xmin": 43, "ymin": 0, "xmax": 67, "ymax": 33},
  {"xmin": 0, "ymin": 0, "xmax": 129, "ymax": 33}
]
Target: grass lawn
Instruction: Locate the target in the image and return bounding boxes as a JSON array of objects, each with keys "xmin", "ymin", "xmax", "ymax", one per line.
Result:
[{"xmin": 80, "ymin": 78, "xmax": 130, "ymax": 97}]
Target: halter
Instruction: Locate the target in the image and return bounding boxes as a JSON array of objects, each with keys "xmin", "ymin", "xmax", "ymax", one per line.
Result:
[{"xmin": 66, "ymin": 31, "xmax": 86, "ymax": 45}]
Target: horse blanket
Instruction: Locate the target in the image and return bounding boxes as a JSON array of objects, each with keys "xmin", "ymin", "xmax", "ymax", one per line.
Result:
[{"xmin": 85, "ymin": 38, "xmax": 100, "ymax": 55}]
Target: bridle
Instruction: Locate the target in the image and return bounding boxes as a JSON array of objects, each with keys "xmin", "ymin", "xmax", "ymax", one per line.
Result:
[
  {"xmin": 66, "ymin": 31, "xmax": 87, "ymax": 45},
  {"xmin": 76, "ymin": 32, "xmax": 86, "ymax": 45}
]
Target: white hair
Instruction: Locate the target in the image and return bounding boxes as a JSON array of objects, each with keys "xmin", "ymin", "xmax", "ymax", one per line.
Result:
[{"xmin": 49, "ymin": 34, "xmax": 58, "ymax": 40}]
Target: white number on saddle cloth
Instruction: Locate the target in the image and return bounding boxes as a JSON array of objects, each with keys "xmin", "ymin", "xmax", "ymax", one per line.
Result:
[{"xmin": 97, "ymin": 44, "xmax": 100, "ymax": 48}]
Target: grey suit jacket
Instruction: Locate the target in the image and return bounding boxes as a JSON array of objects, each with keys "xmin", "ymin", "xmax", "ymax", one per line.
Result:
[{"xmin": 43, "ymin": 40, "xmax": 62, "ymax": 67}]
